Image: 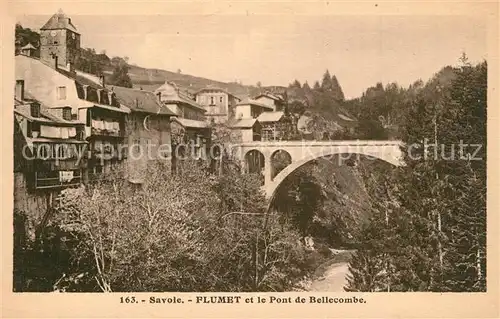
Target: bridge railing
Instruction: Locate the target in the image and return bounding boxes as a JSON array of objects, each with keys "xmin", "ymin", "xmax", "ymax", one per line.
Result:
[{"xmin": 235, "ymin": 140, "xmax": 403, "ymax": 147}]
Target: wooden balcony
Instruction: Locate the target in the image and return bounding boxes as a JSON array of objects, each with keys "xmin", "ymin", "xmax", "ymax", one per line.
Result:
[
  {"xmin": 34, "ymin": 170, "xmax": 83, "ymax": 190},
  {"xmin": 91, "ymin": 127, "xmax": 124, "ymax": 137}
]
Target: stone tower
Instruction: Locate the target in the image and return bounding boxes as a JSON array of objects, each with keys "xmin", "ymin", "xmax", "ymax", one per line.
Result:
[{"xmin": 39, "ymin": 9, "xmax": 80, "ymax": 70}]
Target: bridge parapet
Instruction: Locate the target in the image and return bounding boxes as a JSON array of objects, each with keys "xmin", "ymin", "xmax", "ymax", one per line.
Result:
[{"xmin": 229, "ymin": 140, "xmax": 404, "ymax": 198}]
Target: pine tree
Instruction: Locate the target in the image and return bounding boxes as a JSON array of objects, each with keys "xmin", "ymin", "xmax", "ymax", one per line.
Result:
[
  {"xmin": 321, "ymin": 70, "xmax": 333, "ymax": 92},
  {"xmin": 348, "ymin": 59, "xmax": 487, "ymax": 292},
  {"xmin": 302, "ymin": 81, "xmax": 311, "ymax": 92},
  {"xmin": 313, "ymin": 81, "xmax": 321, "ymax": 90},
  {"xmin": 331, "ymin": 75, "xmax": 345, "ymax": 101}
]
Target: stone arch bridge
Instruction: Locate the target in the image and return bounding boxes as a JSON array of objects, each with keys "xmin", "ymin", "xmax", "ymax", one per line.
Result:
[{"xmin": 230, "ymin": 140, "xmax": 404, "ymax": 199}]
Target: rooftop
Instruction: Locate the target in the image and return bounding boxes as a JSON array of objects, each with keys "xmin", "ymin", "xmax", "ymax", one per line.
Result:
[
  {"xmin": 109, "ymin": 86, "xmax": 175, "ymax": 116},
  {"xmin": 230, "ymin": 118, "xmax": 258, "ymax": 129},
  {"xmin": 14, "ymin": 96, "xmax": 84, "ymax": 126},
  {"xmin": 155, "ymin": 81, "xmax": 206, "ymax": 112},
  {"xmin": 21, "ymin": 43, "xmax": 36, "ymax": 50},
  {"xmin": 257, "ymin": 111, "xmax": 285, "ymax": 123},
  {"xmin": 195, "ymin": 86, "xmax": 241, "ymax": 100},
  {"xmin": 236, "ymin": 98, "xmax": 275, "ymax": 110},
  {"xmin": 254, "ymin": 92, "xmax": 284, "ymax": 101},
  {"xmin": 40, "ymin": 9, "xmax": 79, "ymax": 33},
  {"xmin": 171, "ymin": 117, "xmax": 209, "ymax": 129}
]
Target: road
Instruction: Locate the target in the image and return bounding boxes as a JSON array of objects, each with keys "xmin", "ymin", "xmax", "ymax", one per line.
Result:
[{"xmin": 308, "ymin": 262, "xmax": 350, "ymax": 292}]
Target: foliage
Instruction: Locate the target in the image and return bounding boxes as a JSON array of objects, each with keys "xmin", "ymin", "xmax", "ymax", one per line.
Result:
[
  {"xmin": 346, "ymin": 59, "xmax": 487, "ymax": 292},
  {"xmin": 15, "ymin": 24, "xmax": 40, "ymax": 56},
  {"xmin": 108, "ymin": 57, "xmax": 133, "ymax": 88},
  {"xmin": 24, "ymin": 160, "xmax": 311, "ymax": 292}
]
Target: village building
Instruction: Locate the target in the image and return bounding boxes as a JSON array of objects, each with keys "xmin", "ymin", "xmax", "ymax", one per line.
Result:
[
  {"xmin": 13, "ymin": 87, "xmax": 88, "ymax": 241},
  {"xmin": 16, "ymin": 11, "xmax": 131, "ymax": 183},
  {"xmin": 39, "ymin": 9, "xmax": 81, "ymax": 71},
  {"xmin": 234, "ymin": 98, "xmax": 274, "ymax": 120},
  {"xmin": 20, "ymin": 43, "xmax": 37, "ymax": 57},
  {"xmin": 229, "ymin": 118, "xmax": 261, "ymax": 143},
  {"xmin": 253, "ymin": 92, "xmax": 286, "ymax": 112},
  {"xmin": 110, "ymin": 85, "xmax": 175, "ymax": 182},
  {"xmin": 154, "ymin": 81, "xmax": 210, "ymax": 161},
  {"xmin": 194, "ymin": 87, "xmax": 241, "ymax": 124},
  {"xmin": 257, "ymin": 111, "xmax": 294, "ymax": 141},
  {"xmin": 228, "ymin": 98, "xmax": 275, "ymax": 142}
]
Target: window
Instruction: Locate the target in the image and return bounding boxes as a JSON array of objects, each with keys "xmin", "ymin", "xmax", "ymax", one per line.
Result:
[
  {"xmin": 56, "ymin": 144, "xmax": 67, "ymax": 159},
  {"xmin": 210, "ymin": 97, "xmax": 214, "ymax": 105},
  {"xmin": 62, "ymin": 107, "xmax": 72, "ymax": 121},
  {"xmin": 30, "ymin": 102, "xmax": 40, "ymax": 118},
  {"xmin": 220, "ymin": 97, "xmax": 223, "ymax": 103},
  {"xmin": 57, "ymin": 86, "xmax": 67, "ymax": 100}
]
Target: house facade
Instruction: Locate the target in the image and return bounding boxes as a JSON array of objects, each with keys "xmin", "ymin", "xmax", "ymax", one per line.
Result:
[
  {"xmin": 111, "ymin": 85, "xmax": 175, "ymax": 182},
  {"xmin": 195, "ymin": 87, "xmax": 241, "ymax": 124},
  {"xmin": 256, "ymin": 111, "xmax": 294, "ymax": 141},
  {"xmin": 155, "ymin": 81, "xmax": 210, "ymax": 163},
  {"xmin": 16, "ymin": 11, "xmax": 131, "ymax": 182},
  {"xmin": 253, "ymin": 92, "xmax": 285, "ymax": 112},
  {"xmin": 234, "ymin": 98, "xmax": 274, "ymax": 120},
  {"xmin": 13, "ymin": 87, "xmax": 88, "ymax": 241},
  {"xmin": 229, "ymin": 118, "xmax": 261, "ymax": 143}
]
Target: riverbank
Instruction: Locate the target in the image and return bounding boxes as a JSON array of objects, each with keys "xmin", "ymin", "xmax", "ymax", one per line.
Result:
[{"xmin": 306, "ymin": 249, "xmax": 354, "ymax": 292}]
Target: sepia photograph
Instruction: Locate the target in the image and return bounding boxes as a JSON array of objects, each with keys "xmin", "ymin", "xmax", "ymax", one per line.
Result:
[{"xmin": 3, "ymin": 1, "xmax": 499, "ymax": 317}]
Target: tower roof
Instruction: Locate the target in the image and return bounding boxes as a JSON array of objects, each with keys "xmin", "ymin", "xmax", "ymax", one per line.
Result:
[
  {"xmin": 21, "ymin": 43, "xmax": 36, "ymax": 50},
  {"xmin": 40, "ymin": 9, "xmax": 79, "ymax": 33}
]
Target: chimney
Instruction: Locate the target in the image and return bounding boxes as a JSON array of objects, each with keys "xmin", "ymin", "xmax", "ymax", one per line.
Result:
[
  {"xmin": 52, "ymin": 54, "xmax": 59, "ymax": 69},
  {"xmin": 15, "ymin": 80, "xmax": 25, "ymax": 101},
  {"xmin": 157, "ymin": 92, "xmax": 161, "ymax": 102},
  {"xmin": 83, "ymin": 85, "xmax": 88, "ymax": 100},
  {"xmin": 99, "ymin": 75, "xmax": 105, "ymax": 88},
  {"xmin": 67, "ymin": 62, "xmax": 75, "ymax": 74}
]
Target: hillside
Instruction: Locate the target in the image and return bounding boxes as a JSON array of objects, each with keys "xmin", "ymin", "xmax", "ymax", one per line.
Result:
[{"xmin": 102, "ymin": 64, "xmax": 270, "ymax": 100}]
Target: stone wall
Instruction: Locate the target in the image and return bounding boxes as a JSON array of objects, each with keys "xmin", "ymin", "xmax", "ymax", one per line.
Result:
[{"xmin": 13, "ymin": 172, "xmax": 58, "ymax": 242}]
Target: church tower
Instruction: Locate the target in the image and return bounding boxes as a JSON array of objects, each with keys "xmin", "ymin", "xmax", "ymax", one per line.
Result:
[{"xmin": 39, "ymin": 9, "xmax": 80, "ymax": 70}]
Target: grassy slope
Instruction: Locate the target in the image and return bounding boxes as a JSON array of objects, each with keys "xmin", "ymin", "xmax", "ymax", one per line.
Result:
[{"xmin": 103, "ymin": 64, "xmax": 268, "ymax": 99}]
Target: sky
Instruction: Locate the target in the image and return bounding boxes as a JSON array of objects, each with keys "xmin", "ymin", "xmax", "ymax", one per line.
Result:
[{"xmin": 16, "ymin": 11, "xmax": 488, "ymax": 99}]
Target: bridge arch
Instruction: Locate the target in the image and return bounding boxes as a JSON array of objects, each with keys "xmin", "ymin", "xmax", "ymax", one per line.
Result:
[
  {"xmin": 265, "ymin": 150, "xmax": 401, "ymax": 201},
  {"xmin": 270, "ymin": 149, "xmax": 292, "ymax": 180},
  {"xmin": 244, "ymin": 149, "xmax": 265, "ymax": 175}
]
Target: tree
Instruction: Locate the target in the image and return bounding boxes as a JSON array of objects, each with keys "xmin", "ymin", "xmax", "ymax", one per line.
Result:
[
  {"xmin": 303, "ymin": 82, "xmax": 311, "ymax": 92},
  {"xmin": 46, "ymin": 160, "xmax": 311, "ymax": 292},
  {"xmin": 289, "ymin": 80, "xmax": 302, "ymax": 89},
  {"xmin": 331, "ymin": 75, "xmax": 345, "ymax": 101},
  {"xmin": 15, "ymin": 23, "xmax": 40, "ymax": 56},
  {"xmin": 346, "ymin": 60, "xmax": 487, "ymax": 292},
  {"xmin": 108, "ymin": 56, "xmax": 133, "ymax": 88},
  {"xmin": 320, "ymin": 70, "xmax": 332, "ymax": 92}
]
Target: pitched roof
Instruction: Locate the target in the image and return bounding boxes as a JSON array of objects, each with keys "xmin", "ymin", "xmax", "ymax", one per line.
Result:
[
  {"xmin": 55, "ymin": 66, "xmax": 104, "ymax": 90},
  {"xmin": 21, "ymin": 43, "xmax": 36, "ymax": 50},
  {"xmin": 236, "ymin": 98, "xmax": 274, "ymax": 110},
  {"xmin": 14, "ymin": 96, "xmax": 84, "ymax": 126},
  {"xmin": 195, "ymin": 86, "xmax": 240, "ymax": 100},
  {"xmin": 171, "ymin": 117, "xmax": 209, "ymax": 129},
  {"xmin": 230, "ymin": 118, "xmax": 258, "ymax": 129},
  {"xmin": 254, "ymin": 93, "xmax": 283, "ymax": 101},
  {"xmin": 155, "ymin": 81, "xmax": 206, "ymax": 112},
  {"xmin": 109, "ymin": 86, "xmax": 175, "ymax": 115},
  {"xmin": 257, "ymin": 111, "xmax": 285, "ymax": 123},
  {"xmin": 40, "ymin": 9, "xmax": 79, "ymax": 33}
]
